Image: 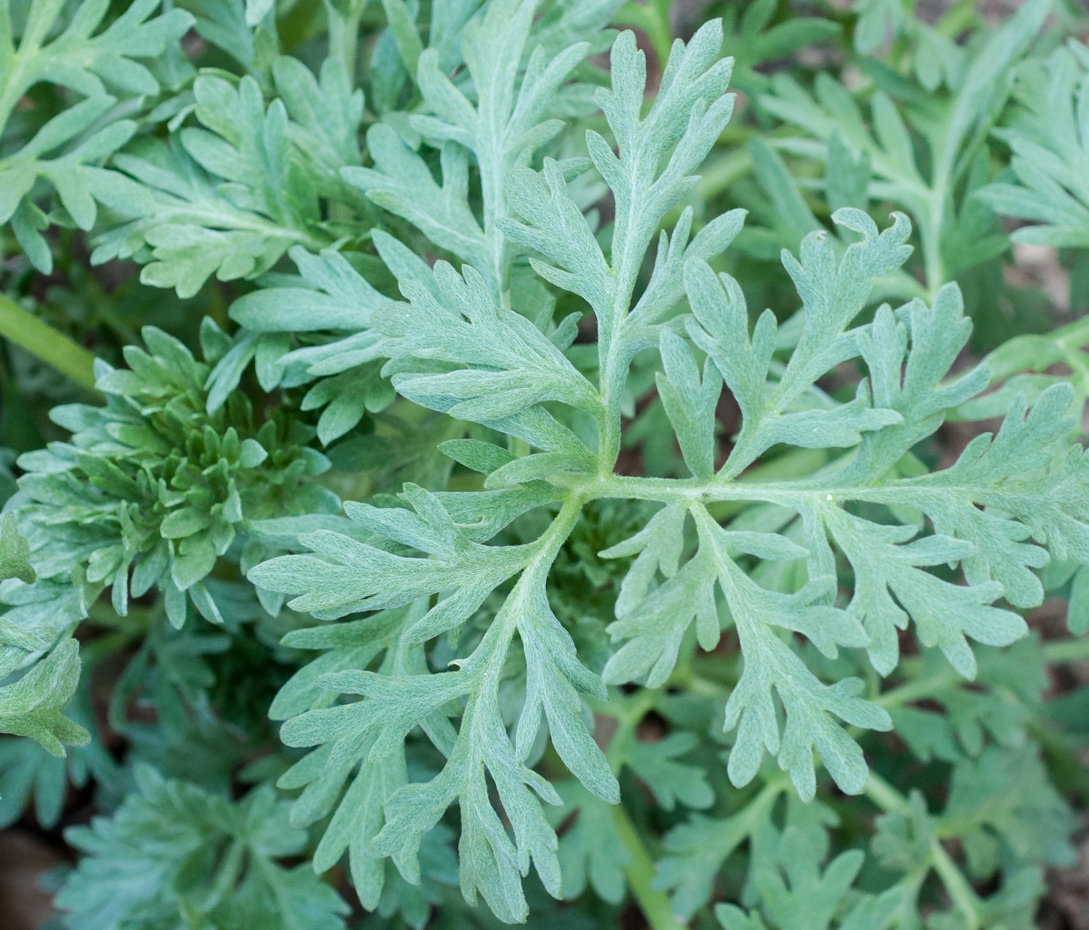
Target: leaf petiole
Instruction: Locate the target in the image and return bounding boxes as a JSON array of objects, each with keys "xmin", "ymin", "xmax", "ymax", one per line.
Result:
[
  {"xmin": 0, "ymin": 293, "xmax": 98, "ymax": 390},
  {"xmin": 611, "ymin": 803, "xmax": 687, "ymax": 930}
]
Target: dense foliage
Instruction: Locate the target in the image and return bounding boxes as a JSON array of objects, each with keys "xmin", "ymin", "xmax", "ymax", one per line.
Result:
[{"xmin": 1, "ymin": 1, "xmax": 1088, "ymax": 928}]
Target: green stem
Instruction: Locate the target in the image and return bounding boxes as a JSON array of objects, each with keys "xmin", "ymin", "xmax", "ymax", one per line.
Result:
[
  {"xmin": 929, "ymin": 839, "xmax": 982, "ymax": 930},
  {"xmin": 475, "ymin": 493, "xmax": 586, "ymax": 667},
  {"xmin": 380, "ymin": 0, "xmax": 423, "ymax": 79},
  {"xmin": 876, "ymin": 666, "xmax": 960, "ymax": 707},
  {"xmin": 1055, "ymin": 315, "xmax": 1089, "ymax": 352},
  {"xmin": 553, "ymin": 470, "xmax": 1020, "ymax": 511},
  {"xmin": 598, "ymin": 688, "xmax": 686, "ymax": 930},
  {"xmin": 327, "ymin": 0, "xmax": 371, "ymax": 80},
  {"xmin": 0, "ymin": 293, "xmax": 98, "ymax": 390},
  {"xmin": 201, "ymin": 838, "xmax": 246, "ymax": 911},
  {"xmin": 1042, "ymin": 637, "xmax": 1089, "ymax": 664},
  {"xmin": 864, "ymin": 771, "xmax": 910, "ymax": 814},
  {"xmin": 934, "ymin": 0, "xmax": 981, "ymax": 37},
  {"xmin": 921, "ymin": 193, "xmax": 946, "ymax": 300},
  {"xmin": 0, "ymin": 50, "xmax": 35, "ymax": 141},
  {"xmin": 603, "ymin": 688, "xmax": 657, "ymax": 769},
  {"xmin": 610, "ymin": 803, "xmax": 686, "ymax": 930},
  {"xmin": 693, "ymin": 147, "xmax": 752, "ymax": 204},
  {"xmin": 670, "ymin": 667, "xmax": 731, "ymax": 698},
  {"xmin": 614, "ymin": 0, "xmax": 673, "ymax": 69}
]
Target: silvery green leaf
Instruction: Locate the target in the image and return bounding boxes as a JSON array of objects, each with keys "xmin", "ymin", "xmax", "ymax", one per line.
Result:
[
  {"xmin": 346, "ymin": 0, "xmax": 590, "ymax": 301},
  {"xmin": 626, "ymin": 732, "xmax": 713, "ymax": 811},
  {"xmin": 0, "ymin": 0, "xmax": 192, "ymax": 268},
  {"xmin": 688, "ymin": 210, "xmax": 913, "ymax": 478},
  {"xmin": 0, "ymin": 639, "xmax": 89, "ymax": 757},
  {"xmin": 0, "ymin": 512, "xmax": 35, "ymax": 585},
  {"xmin": 57, "ymin": 765, "xmax": 350, "ymax": 930}
]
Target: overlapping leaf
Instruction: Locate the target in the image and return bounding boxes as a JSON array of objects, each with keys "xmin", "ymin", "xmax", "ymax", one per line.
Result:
[
  {"xmin": 0, "ymin": 0, "xmax": 193, "ymax": 271},
  {"xmin": 57, "ymin": 764, "xmax": 350, "ymax": 930},
  {"xmin": 979, "ymin": 41, "xmax": 1089, "ymax": 248},
  {"xmin": 254, "ymin": 490, "xmax": 615, "ymax": 923},
  {"xmin": 16, "ymin": 325, "xmax": 337, "ymax": 627},
  {"xmin": 346, "ymin": 0, "xmax": 591, "ymax": 300},
  {"xmin": 0, "ymin": 638, "xmax": 89, "ymax": 756},
  {"xmin": 95, "ymin": 57, "xmax": 365, "ymax": 297},
  {"xmin": 761, "ymin": 0, "xmax": 1048, "ymax": 294}
]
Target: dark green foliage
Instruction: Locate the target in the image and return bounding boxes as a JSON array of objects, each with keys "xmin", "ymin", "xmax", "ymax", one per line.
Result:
[{"xmin": 17, "ymin": 323, "xmax": 338, "ymax": 626}]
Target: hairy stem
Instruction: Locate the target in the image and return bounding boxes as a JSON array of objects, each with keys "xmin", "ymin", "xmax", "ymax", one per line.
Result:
[
  {"xmin": 325, "ymin": 0, "xmax": 372, "ymax": 82},
  {"xmin": 473, "ymin": 492, "xmax": 586, "ymax": 665},
  {"xmin": 921, "ymin": 190, "xmax": 946, "ymax": 300},
  {"xmin": 556, "ymin": 471, "xmax": 1031, "ymax": 513},
  {"xmin": 0, "ymin": 294, "xmax": 98, "ymax": 390}
]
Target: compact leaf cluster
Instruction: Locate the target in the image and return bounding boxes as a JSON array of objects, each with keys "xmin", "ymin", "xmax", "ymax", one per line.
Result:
[{"xmin": 0, "ymin": 1, "xmax": 1088, "ymax": 929}]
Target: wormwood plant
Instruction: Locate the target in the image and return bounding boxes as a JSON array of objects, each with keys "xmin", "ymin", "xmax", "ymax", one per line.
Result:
[{"xmin": 0, "ymin": 1, "xmax": 1088, "ymax": 929}]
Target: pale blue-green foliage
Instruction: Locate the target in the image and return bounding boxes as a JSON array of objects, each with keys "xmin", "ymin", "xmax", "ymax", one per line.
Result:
[
  {"xmin": 0, "ymin": 0, "xmax": 194, "ymax": 271},
  {"xmin": 245, "ymin": 10, "xmax": 1089, "ymax": 923},
  {"xmin": 866, "ymin": 747, "xmax": 1073, "ymax": 929},
  {"xmin": 57, "ymin": 764, "xmax": 351, "ymax": 930},
  {"xmin": 0, "ymin": 510, "xmax": 34, "ymax": 584},
  {"xmin": 0, "ymin": 578, "xmax": 85, "ymax": 692},
  {"xmin": 202, "ymin": 0, "xmax": 616, "ymax": 441},
  {"xmin": 268, "ymin": 604, "xmax": 457, "ymax": 927},
  {"xmin": 942, "ymin": 745, "xmax": 1074, "ymax": 878},
  {"xmin": 655, "ymin": 790, "xmax": 783, "ymax": 921},
  {"xmin": 613, "ymin": 211, "xmax": 1085, "ymax": 798},
  {"xmin": 543, "ymin": 720, "xmax": 711, "ymax": 906},
  {"xmin": 212, "ymin": 5, "xmax": 742, "ymax": 466},
  {"xmin": 0, "ymin": 666, "xmax": 117, "ymax": 826},
  {"xmin": 663, "ymin": 791, "xmax": 905, "ymax": 930},
  {"xmin": 732, "ymin": 134, "xmax": 925, "ymax": 305},
  {"xmin": 92, "ymin": 57, "xmax": 364, "ymax": 297},
  {"xmin": 373, "ymin": 261, "xmax": 602, "ymax": 485},
  {"xmin": 761, "ymin": 0, "xmax": 1050, "ymax": 292},
  {"xmin": 546, "ymin": 780, "xmax": 628, "ymax": 906},
  {"xmin": 715, "ymin": 824, "xmax": 896, "ymax": 930},
  {"xmin": 653, "ymin": 639, "xmax": 1068, "ymax": 924},
  {"xmin": 346, "ymin": 0, "xmax": 591, "ymax": 302},
  {"xmin": 706, "ymin": 0, "xmax": 841, "ymax": 96},
  {"xmin": 220, "ymin": 244, "xmax": 393, "ymax": 442},
  {"xmin": 0, "ymin": 637, "xmax": 88, "ymax": 755},
  {"xmin": 253, "ymin": 495, "xmax": 616, "ymax": 924},
  {"xmin": 0, "ymin": 3, "xmax": 1084, "ymax": 929},
  {"xmin": 686, "ymin": 210, "xmax": 911, "ymax": 478},
  {"xmin": 0, "ymin": 733, "xmax": 80, "ymax": 824},
  {"xmin": 596, "ymin": 210, "xmax": 1049, "ymax": 799},
  {"xmin": 978, "ymin": 40, "xmax": 1089, "ymax": 247},
  {"xmin": 0, "ymin": 319, "xmax": 349, "ymax": 769},
  {"xmin": 890, "ymin": 639, "xmax": 1047, "ymax": 763},
  {"xmin": 249, "ymin": 19, "xmax": 748, "ymax": 922},
  {"xmin": 711, "ymin": 762, "xmax": 1063, "ymax": 930},
  {"xmin": 371, "ymin": 0, "xmax": 621, "ymax": 115},
  {"xmin": 685, "ymin": 505, "xmax": 887, "ymax": 801},
  {"xmin": 851, "ymin": 0, "xmax": 964, "ymax": 92},
  {"xmin": 501, "ymin": 20, "xmax": 740, "ymax": 426}
]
